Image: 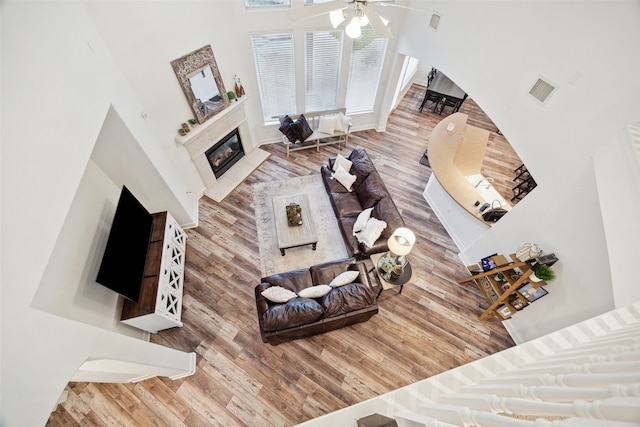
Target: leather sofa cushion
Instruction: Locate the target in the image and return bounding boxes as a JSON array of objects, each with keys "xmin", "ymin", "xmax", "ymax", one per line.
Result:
[
  {"xmin": 322, "ymin": 282, "xmax": 375, "ymax": 318},
  {"xmin": 337, "ymin": 216, "xmax": 361, "ymax": 256},
  {"xmin": 330, "ymin": 192, "xmax": 362, "ymax": 218},
  {"xmin": 374, "ymin": 198, "xmax": 405, "ymax": 236},
  {"xmin": 321, "ymin": 165, "xmax": 349, "ymax": 194},
  {"xmin": 310, "ymin": 258, "xmax": 358, "ymax": 286},
  {"xmin": 262, "ymin": 298, "xmax": 324, "ymax": 331},
  {"xmin": 357, "ymin": 174, "xmax": 389, "ymax": 209},
  {"xmin": 261, "ymin": 269, "xmax": 312, "ymax": 294},
  {"xmin": 349, "ymin": 148, "xmax": 377, "ymax": 187}
]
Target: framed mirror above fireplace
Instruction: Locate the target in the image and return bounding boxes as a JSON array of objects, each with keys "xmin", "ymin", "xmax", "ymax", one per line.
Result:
[{"xmin": 171, "ymin": 45, "xmax": 229, "ymax": 124}]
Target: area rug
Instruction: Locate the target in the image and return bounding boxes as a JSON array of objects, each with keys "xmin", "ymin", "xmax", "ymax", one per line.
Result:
[{"xmin": 253, "ymin": 174, "xmax": 349, "ymax": 277}]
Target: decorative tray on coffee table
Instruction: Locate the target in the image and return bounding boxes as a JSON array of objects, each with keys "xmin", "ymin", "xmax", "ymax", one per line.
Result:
[{"xmin": 286, "ymin": 203, "xmax": 303, "ymax": 226}]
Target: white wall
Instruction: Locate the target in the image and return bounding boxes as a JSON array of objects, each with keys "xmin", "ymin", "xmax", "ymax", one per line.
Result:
[
  {"xmin": 80, "ymin": 0, "xmax": 407, "ymax": 146},
  {"xmin": 1, "ymin": 2, "xmax": 196, "ymax": 425},
  {"xmin": 396, "ymin": 0, "xmax": 640, "ymax": 342},
  {"xmin": 594, "ymin": 123, "xmax": 640, "ymax": 307},
  {"xmin": 3, "ymin": 0, "xmax": 640, "ymax": 424}
]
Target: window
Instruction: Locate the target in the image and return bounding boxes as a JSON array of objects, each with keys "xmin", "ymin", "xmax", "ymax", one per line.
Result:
[
  {"xmin": 246, "ymin": 0, "xmax": 290, "ymax": 7},
  {"xmin": 305, "ymin": 31, "xmax": 343, "ymax": 112},
  {"xmin": 345, "ymin": 29, "xmax": 388, "ymax": 113},
  {"xmin": 251, "ymin": 33, "xmax": 296, "ymax": 122}
]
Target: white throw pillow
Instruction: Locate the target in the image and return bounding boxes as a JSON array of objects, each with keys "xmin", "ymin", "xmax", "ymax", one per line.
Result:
[
  {"xmin": 335, "ymin": 112, "xmax": 352, "ymax": 133},
  {"xmin": 332, "ymin": 153, "xmax": 353, "ymax": 173},
  {"xmin": 332, "ymin": 164, "xmax": 356, "ymax": 192},
  {"xmin": 297, "ymin": 284, "xmax": 332, "ymax": 298},
  {"xmin": 318, "ymin": 114, "xmax": 338, "ymax": 135},
  {"xmin": 352, "ymin": 207, "xmax": 374, "ymax": 235},
  {"xmin": 356, "ymin": 217, "xmax": 387, "ymax": 248},
  {"xmin": 261, "ymin": 286, "xmax": 297, "ymax": 303},
  {"xmin": 329, "ymin": 270, "xmax": 360, "ymax": 288}
]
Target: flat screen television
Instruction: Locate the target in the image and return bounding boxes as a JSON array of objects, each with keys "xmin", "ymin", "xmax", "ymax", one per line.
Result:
[{"xmin": 96, "ymin": 186, "xmax": 153, "ymax": 302}]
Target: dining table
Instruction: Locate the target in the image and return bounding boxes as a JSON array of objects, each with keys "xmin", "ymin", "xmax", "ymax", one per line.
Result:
[{"xmin": 419, "ymin": 72, "xmax": 468, "ymax": 115}]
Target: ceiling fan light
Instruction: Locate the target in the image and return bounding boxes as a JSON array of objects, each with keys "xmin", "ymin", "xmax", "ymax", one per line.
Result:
[
  {"xmin": 329, "ymin": 9, "xmax": 345, "ymax": 28},
  {"xmin": 345, "ymin": 17, "xmax": 362, "ymax": 38},
  {"xmin": 359, "ymin": 14, "xmax": 369, "ymax": 27}
]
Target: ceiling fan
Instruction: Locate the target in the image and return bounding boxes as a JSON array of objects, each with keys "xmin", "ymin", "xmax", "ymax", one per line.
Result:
[{"xmin": 287, "ymin": 0, "xmax": 416, "ymax": 39}]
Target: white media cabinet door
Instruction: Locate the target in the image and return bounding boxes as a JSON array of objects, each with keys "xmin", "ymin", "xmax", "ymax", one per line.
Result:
[{"xmin": 121, "ymin": 212, "xmax": 187, "ymax": 333}]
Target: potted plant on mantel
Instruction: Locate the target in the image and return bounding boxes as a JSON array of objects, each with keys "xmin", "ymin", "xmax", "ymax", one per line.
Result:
[{"xmin": 529, "ymin": 264, "xmax": 556, "ymax": 283}]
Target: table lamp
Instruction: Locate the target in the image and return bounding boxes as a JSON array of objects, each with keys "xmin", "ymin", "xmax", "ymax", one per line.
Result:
[
  {"xmin": 378, "ymin": 228, "xmax": 416, "ymax": 279},
  {"xmin": 387, "ymin": 227, "xmax": 416, "ymax": 267}
]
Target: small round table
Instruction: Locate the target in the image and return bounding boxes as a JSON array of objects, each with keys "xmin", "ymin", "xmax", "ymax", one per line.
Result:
[{"xmin": 369, "ymin": 252, "xmax": 416, "ymax": 298}]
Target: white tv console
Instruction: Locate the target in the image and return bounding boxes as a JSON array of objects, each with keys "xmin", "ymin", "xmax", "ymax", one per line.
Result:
[{"xmin": 121, "ymin": 211, "xmax": 187, "ymax": 333}]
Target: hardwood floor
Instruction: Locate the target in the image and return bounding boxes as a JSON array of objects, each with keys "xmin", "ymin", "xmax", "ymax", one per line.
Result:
[{"xmin": 47, "ymin": 84, "xmax": 522, "ymax": 427}]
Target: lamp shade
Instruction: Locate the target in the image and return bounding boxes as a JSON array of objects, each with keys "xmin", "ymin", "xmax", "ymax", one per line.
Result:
[{"xmin": 387, "ymin": 228, "xmax": 415, "ymax": 256}]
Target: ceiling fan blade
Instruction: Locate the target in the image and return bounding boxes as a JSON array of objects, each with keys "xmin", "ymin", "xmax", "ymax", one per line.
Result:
[
  {"xmin": 287, "ymin": 0, "xmax": 345, "ymax": 22},
  {"xmin": 363, "ymin": 5, "xmax": 393, "ymax": 38},
  {"xmin": 374, "ymin": 2, "xmax": 429, "ymax": 14}
]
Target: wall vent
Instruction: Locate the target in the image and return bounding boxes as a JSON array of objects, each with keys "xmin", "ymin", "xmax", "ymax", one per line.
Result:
[
  {"xmin": 429, "ymin": 13, "xmax": 441, "ymax": 30},
  {"xmin": 529, "ymin": 77, "xmax": 557, "ymax": 104}
]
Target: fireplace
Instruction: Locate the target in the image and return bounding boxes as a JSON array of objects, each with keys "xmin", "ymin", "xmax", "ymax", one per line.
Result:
[{"xmin": 205, "ymin": 128, "xmax": 245, "ymax": 179}]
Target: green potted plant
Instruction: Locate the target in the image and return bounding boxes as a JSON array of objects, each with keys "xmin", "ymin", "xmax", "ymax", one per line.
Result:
[
  {"xmin": 530, "ymin": 264, "xmax": 555, "ymax": 282},
  {"xmin": 494, "ymin": 272, "xmax": 506, "ymax": 282}
]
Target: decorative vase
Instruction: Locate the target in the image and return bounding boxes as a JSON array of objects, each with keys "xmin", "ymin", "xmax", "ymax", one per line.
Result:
[
  {"xmin": 390, "ymin": 265, "xmax": 404, "ymax": 279},
  {"xmin": 238, "ymin": 78, "xmax": 245, "ymax": 96},
  {"xmin": 234, "ymin": 74, "xmax": 241, "ymax": 98}
]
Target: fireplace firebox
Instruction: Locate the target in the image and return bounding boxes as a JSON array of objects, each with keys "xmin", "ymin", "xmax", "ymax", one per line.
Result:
[{"xmin": 205, "ymin": 128, "xmax": 244, "ymax": 179}]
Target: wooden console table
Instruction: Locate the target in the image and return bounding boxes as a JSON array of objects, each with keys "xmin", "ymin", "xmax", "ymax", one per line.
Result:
[
  {"xmin": 121, "ymin": 211, "xmax": 187, "ymax": 333},
  {"xmin": 458, "ymin": 254, "xmax": 548, "ymax": 321}
]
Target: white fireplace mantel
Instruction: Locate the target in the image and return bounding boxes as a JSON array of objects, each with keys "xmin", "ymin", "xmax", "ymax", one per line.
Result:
[
  {"xmin": 175, "ymin": 96, "xmax": 269, "ymax": 203},
  {"xmin": 175, "ymin": 95, "xmax": 251, "ymax": 153}
]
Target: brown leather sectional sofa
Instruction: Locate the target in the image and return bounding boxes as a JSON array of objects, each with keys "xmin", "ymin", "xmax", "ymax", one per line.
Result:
[
  {"xmin": 255, "ymin": 258, "xmax": 378, "ymax": 345},
  {"xmin": 321, "ymin": 148, "xmax": 405, "ymax": 258}
]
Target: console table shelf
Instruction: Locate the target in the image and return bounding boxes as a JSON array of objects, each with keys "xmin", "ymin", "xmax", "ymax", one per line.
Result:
[
  {"xmin": 458, "ymin": 254, "xmax": 547, "ymax": 321},
  {"xmin": 121, "ymin": 211, "xmax": 187, "ymax": 333}
]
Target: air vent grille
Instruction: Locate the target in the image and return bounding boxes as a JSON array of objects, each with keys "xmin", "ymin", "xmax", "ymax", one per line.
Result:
[
  {"xmin": 529, "ymin": 78, "xmax": 556, "ymax": 104},
  {"xmin": 429, "ymin": 13, "xmax": 441, "ymax": 30}
]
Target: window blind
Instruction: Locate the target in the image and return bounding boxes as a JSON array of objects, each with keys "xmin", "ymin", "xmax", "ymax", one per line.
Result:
[
  {"xmin": 345, "ymin": 29, "xmax": 388, "ymax": 113},
  {"xmin": 305, "ymin": 31, "xmax": 343, "ymax": 112},
  {"xmin": 251, "ymin": 33, "xmax": 296, "ymax": 122}
]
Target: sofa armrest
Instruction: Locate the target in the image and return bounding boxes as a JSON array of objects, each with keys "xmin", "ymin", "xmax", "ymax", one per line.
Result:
[{"xmin": 255, "ymin": 283, "xmax": 273, "ymax": 317}]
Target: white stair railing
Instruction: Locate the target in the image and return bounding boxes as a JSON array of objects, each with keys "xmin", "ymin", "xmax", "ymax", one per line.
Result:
[
  {"xmin": 459, "ymin": 384, "xmax": 640, "ymax": 402},
  {"xmin": 437, "ymin": 395, "xmax": 640, "ymax": 423},
  {"xmin": 402, "ymin": 402, "xmax": 640, "ymax": 427},
  {"xmin": 513, "ymin": 350, "xmax": 640, "ymax": 368},
  {"xmin": 295, "ymin": 302, "xmax": 640, "ymax": 427}
]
